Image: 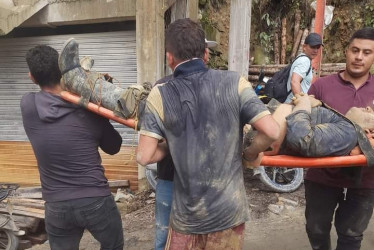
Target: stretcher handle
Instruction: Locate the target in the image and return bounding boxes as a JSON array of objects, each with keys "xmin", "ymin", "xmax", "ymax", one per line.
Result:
[
  {"xmin": 261, "ymin": 155, "xmax": 367, "ymax": 168},
  {"xmin": 60, "ymin": 91, "xmax": 136, "ymax": 129}
]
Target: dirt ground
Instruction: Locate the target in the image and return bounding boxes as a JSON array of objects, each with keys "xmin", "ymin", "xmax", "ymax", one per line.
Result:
[{"xmin": 30, "ymin": 168, "xmax": 374, "ymax": 250}]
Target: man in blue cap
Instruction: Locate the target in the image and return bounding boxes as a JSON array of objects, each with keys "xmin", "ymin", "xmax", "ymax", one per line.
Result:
[{"xmin": 284, "ymin": 33, "xmax": 323, "ymax": 103}]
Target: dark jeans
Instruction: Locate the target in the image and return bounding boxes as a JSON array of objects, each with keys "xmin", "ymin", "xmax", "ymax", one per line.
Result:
[
  {"xmin": 305, "ymin": 180, "xmax": 374, "ymax": 250},
  {"xmin": 45, "ymin": 195, "xmax": 124, "ymax": 250},
  {"xmin": 155, "ymin": 179, "xmax": 173, "ymax": 250}
]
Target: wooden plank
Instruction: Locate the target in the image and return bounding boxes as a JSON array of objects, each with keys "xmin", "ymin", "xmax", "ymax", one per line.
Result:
[
  {"xmin": 0, "ymin": 206, "xmax": 44, "ymax": 219},
  {"xmin": 3, "ymin": 199, "xmax": 45, "ymax": 210},
  {"xmin": 12, "ymin": 215, "xmax": 41, "ymax": 233},
  {"xmin": 108, "ymin": 180, "xmax": 130, "ymax": 188},
  {"xmin": 19, "ymin": 240, "xmax": 33, "ymax": 249},
  {"xmin": 14, "ymin": 187, "xmax": 42, "ymax": 199},
  {"xmin": 26, "ymin": 233, "xmax": 48, "ymax": 245},
  {"xmin": 0, "ymin": 141, "xmax": 139, "ymax": 190}
]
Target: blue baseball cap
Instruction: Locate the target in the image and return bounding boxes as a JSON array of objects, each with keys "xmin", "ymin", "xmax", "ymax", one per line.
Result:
[{"xmin": 304, "ymin": 33, "xmax": 324, "ymax": 46}]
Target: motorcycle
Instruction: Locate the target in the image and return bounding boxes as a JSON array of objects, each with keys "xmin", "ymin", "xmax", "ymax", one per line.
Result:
[
  {"xmin": 253, "ymin": 69, "xmax": 304, "ymax": 193},
  {"xmin": 145, "ymin": 70, "xmax": 304, "ymax": 193},
  {"xmin": 0, "ymin": 183, "xmax": 25, "ymax": 250},
  {"xmin": 145, "ymin": 163, "xmax": 303, "ymax": 193}
]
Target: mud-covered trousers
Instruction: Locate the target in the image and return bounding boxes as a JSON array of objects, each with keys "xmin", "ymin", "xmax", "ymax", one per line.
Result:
[
  {"xmin": 280, "ymin": 108, "xmax": 357, "ymax": 157},
  {"xmin": 305, "ymin": 180, "xmax": 374, "ymax": 250},
  {"xmin": 45, "ymin": 195, "xmax": 124, "ymax": 250},
  {"xmin": 155, "ymin": 179, "xmax": 173, "ymax": 250}
]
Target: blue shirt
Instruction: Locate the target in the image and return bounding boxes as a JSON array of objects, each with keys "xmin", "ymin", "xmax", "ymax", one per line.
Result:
[{"xmin": 285, "ymin": 53, "xmax": 312, "ymax": 103}]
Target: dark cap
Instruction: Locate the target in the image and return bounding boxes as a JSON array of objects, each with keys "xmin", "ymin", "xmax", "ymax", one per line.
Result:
[{"xmin": 304, "ymin": 33, "xmax": 324, "ymax": 47}]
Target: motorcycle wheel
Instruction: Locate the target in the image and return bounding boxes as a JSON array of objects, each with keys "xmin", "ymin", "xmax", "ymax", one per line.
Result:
[
  {"xmin": 145, "ymin": 164, "xmax": 157, "ymax": 190},
  {"xmin": 0, "ymin": 229, "xmax": 19, "ymax": 250},
  {"xmin": 258, "ymin": 166, "xmax": 304, "ymax": 193}
]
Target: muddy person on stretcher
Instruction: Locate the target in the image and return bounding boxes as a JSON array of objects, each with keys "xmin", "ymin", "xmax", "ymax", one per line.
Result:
[
  {"xmin": 59, "ymin": 38, "xmax": 151, "ymax": 130},
  {"xmin": 243, "ymin": 93, "xmax": 374, "ymax": 176},
  {"xmin": 58, "ymin": 38, "xmax": 374, "ymax": 170}
]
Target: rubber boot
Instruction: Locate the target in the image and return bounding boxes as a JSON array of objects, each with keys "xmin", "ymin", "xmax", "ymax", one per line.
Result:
[{"xmin": 58, "ymin": 38, "xmax": 126, "ymax": 112}]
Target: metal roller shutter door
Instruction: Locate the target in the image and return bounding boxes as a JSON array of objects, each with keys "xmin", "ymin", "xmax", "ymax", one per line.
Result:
[{"xmin": 0, "ymin": 31, "xmax": 137, "ymax": 145}]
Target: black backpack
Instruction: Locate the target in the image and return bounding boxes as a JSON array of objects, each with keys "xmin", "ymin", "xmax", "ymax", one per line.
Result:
[{"xmin": 263, "ymin": 55, "xmax": 311, "ymax": 103}]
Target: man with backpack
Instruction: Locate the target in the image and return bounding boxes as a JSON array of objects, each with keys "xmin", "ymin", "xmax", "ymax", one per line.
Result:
[{"xmin": 284, "ymin": 33, "xmax": 323, "ymax": 103}]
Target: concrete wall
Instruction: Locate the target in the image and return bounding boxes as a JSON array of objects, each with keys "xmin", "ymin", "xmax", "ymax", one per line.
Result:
[
  {"xmin": 21, "ymin": 0, "xmax": 136, "ymax": 27},
  {"xmin": 0, "ymin": 0, "xmax": 48, "ymax": 35},
  {"xmin": 0, "ymin": 0, "xmax": 135, "ymax": 34}
]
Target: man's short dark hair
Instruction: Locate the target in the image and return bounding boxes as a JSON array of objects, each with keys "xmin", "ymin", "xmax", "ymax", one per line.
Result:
[
  {"xmin": 165, "ymin": 18, "xmax": 206, "ymax": 61},
  {"xmin": 349, "ymin": 27, "xmax": 374, "ymax": 44},
  {"xmin": 25, "ymin": 45, "xmax": 61, "ymax": 87}
]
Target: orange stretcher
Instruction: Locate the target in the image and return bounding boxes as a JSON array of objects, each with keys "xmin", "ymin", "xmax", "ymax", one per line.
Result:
[
  {"xmin": 261, "ymin": 155, "xmax": 367, "ymax": 168},
  {"xmin": 60, "ymin": 91, "xmax": 368, "ymax": 169},
  {"xmin": 60, "ymin": 91, "xmax": 137, "ymax": 130}
]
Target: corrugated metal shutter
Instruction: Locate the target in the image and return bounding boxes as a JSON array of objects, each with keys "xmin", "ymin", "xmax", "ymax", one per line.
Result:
[{"xmin": 0, "ymin": 31, "xmax": 137, "ymax": 145}]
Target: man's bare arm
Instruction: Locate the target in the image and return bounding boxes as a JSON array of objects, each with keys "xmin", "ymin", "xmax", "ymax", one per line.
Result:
[
  {"xmin": 290, "ymin": 72, "xmax": 303, "ymax": 95},
  {"xmin": 243, "ymin": 115, "xmax": 280, "ymax": 167},
  {"xmin": 137, "ymin": 135, "xmax": 168, "ymax": 166}
]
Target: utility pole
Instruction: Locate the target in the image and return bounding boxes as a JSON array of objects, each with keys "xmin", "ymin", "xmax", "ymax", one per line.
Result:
[
  {"xmin": 228, "ymin": 0, "xmax": 252, "ymax": 78},
  {"xmin": 312, "ymin": 0, "xmax": 325, "ymax": 82}
]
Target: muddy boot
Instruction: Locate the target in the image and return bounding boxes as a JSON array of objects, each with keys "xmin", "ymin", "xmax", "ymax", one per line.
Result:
[
  {"xmin": 58, "ymin": 38, "xmax": 125, "ymax": 112},
  {"xmin": 59, "ymin": 38, "xmax": 94, "ymax": 107},
  {"xmin": 59, "ymin": 38, "xmax": 80, "ymax": 76}
]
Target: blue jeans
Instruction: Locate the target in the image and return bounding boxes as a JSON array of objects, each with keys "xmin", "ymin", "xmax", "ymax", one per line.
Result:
[
  {"xmin": 154, "ymin": 180, "xmax": 173, "ymax": 250},
  {"xmin": 305, "ymin": 180, "xmax": 374, "ymax": 250},
  {"xmin": 45, "ymin": 195, "xmax": 124, "ymax": 250}
]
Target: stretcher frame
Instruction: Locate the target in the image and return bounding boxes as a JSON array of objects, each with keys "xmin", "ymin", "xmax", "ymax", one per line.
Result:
[{"xmin": 61, "ymin": 91, "xmax": 368, "ymax": 168}]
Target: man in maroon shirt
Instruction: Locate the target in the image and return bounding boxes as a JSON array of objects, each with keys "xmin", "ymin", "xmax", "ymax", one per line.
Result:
[{"xmin": 307, "ymin": 27, "xmax": 374, "ymax": 250}]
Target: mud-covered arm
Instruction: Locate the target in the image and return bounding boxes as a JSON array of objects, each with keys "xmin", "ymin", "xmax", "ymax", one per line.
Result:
[
  {"xmin": 239, "ymin": 77, "xmax": 280, "ymax": 166},
  {"xmin": 243, "ymin": 115, "xmax": 280, "ymax": 166},
  {"xmin": 100, "ymin": 119, "xmax": 122, "ymax": 155}
]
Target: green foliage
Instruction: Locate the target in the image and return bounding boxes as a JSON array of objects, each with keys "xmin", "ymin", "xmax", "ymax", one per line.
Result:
[
  {"xmin": 258, "ymin": 32, "xmax": 273, "ymax": 53},
  {"xmin": 256, "ymin": 13, "xmax": 277, "ymax": 56},
  {"xmin": 200, "ymin": 10, "xmax": 215, "ymax": 36},
  {"xmin": 209, "ymin": 0, "xmax": 226, "ymax": 9},
  {"xmin": 261, "ymin": 13, "xmax": 276, "ymax": 27},
  {"xmin": 251, "ymin": 0, "xmax": 314, "ymax": 64},
  {"xmin": 364, "ymin": 4, "xmax": 374, "ymax": 27},
  {"xmin": 206, "ymin": 51, "xmax": 227, "ymax": 70},
  {"xmin": 343, "ymin": 1, "xmax": 374, "ymax": 28}
]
